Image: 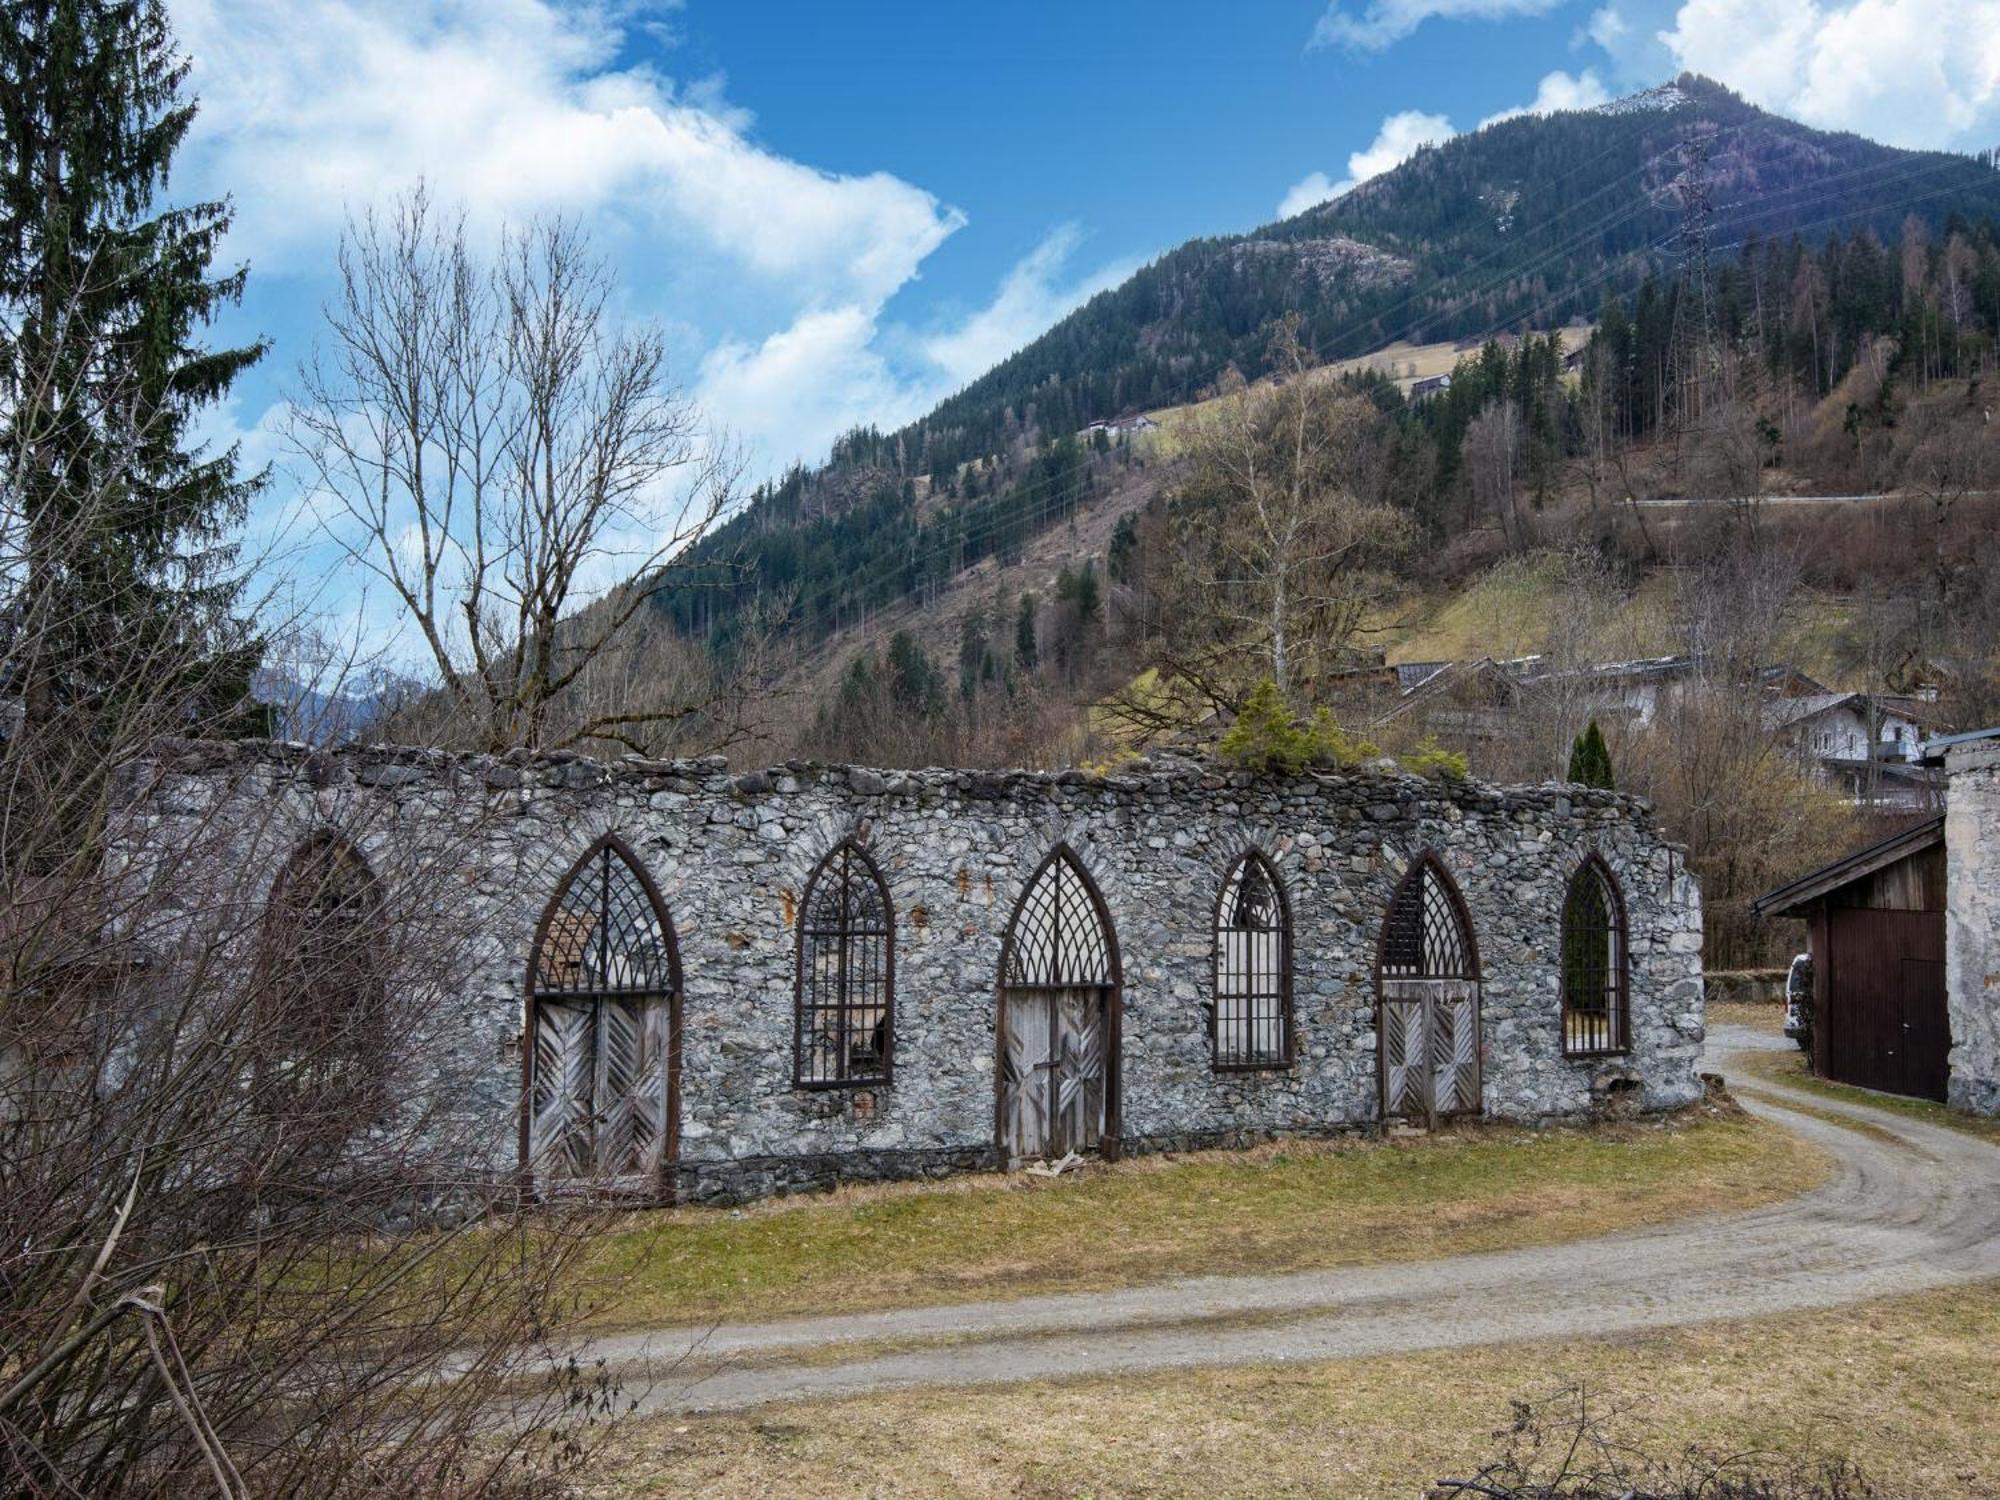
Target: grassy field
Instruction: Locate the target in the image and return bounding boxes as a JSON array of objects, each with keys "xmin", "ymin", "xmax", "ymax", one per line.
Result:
[
  {"xmin": 1731, "ymin": 1046, "xmax": 2000, "ymax": 1146},
  {"xmin": 570, "ymin": 1108, "xmax": 1823, "ymax": 1333},
  {"xmin": 589, "ymin": 1279, "xmax": 2000, "ymax": 1498}
]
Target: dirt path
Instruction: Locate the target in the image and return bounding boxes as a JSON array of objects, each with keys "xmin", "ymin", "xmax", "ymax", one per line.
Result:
[{"xmin": 574, "ymin": 1030, "xmax": 2000, "ymax": 1414}]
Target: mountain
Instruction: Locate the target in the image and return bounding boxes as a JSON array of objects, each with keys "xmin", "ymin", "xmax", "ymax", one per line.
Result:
[
  {"xmin": 650, "ymin": 75, "xmax": 2000, "ymax": 663},
  {"xmin": 895, "ymin": 75, "xmax": 1999, "ymax": 476}
]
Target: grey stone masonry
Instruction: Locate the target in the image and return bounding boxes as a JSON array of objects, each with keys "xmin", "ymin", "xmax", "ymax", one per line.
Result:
[
  {"xmin": 1945, "ymin": 743, "xmax": 2000, "ymax": 1114},
  {"xmin": 107, "ymin": 741, "xmax": 1706, "ymax": 1205}
]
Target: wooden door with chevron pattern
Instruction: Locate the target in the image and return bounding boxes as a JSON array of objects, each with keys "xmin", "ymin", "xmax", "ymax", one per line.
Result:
[
  {"xmin": 1000, "ymin": 987, "xmax": 1108, "ymax": 1161},
  {"xmin": 1377, "ymin": 857, "xmax": 1482, "ymax": 1127},
  {"xmin": 999, "ymin": 848, "xmax": 1119, "ymax": 1164},
  {"xmin": 526, "ymin": 840, "xmax": 679, "ymax": 1194}
]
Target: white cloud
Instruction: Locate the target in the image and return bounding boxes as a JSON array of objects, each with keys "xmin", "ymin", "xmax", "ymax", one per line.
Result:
[
  {"xmin": 1656, "ymin": 0, "xmax": 2000, "ymax": 148},
  {"xmin": 1585, "ymin": 6, "xmax": 1629, "ymax": 47},
  {"xmin": 170, "ymin": 0, "xmax": 962, "ymax": 310},
  {"xmin": 168, "ymin": 0, "xmax": 1140, "ymax": 488},
  {"xmin": 1479, "ymin": 68, "xmax": 1612, "ymax": 127},
  {"xmin": 921, "ymin": 226, "xmax": 1131, "ymax": 389},
  {"xmin": 1311, "ymin": 0, "xmax": 1563, "ymax": 51},
  {"xmin": 1277, "ymin": 110, "xmax": 1455, "ymax": 217},
  {"xmin": 698, "ymin": 229, "xmax": 1140, "ymax": 470},
  {"xmin": 1278, "ymin": 172, "xmax": 1343, "ymax": 219}
]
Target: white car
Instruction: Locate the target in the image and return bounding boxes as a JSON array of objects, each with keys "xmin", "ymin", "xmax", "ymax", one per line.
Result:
[{"xmin": 1782, "ymin": 952, "xmax": 1812, "ymax": 1050}]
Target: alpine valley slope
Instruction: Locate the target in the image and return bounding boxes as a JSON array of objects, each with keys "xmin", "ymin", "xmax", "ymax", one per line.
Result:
[{"xmin": 644, "ymin": 74, "xmax": 2000, "ymax": 713}]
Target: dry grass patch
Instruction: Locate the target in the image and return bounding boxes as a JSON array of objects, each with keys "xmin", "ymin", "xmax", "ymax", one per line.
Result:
[
  {"xmin": 1731, "ymin": 1047, "xmax": 2000, "ymax": 1146},
  {"xmin": 574, "ymin": 1109, "xmax": 1823, "ymax": 1333},
  {"xmin": 1707, "ymin": 999, "xmax": 1788, "ymax": 1034},
  {"xmin": 588, "ymin": 1280, "xmax": 2000, "ymax": 1498}
]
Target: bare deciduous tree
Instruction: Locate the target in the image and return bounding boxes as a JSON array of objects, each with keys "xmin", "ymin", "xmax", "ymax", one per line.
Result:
[
  {"xmin": 1112, "ymin": 318, "xmax": 1411, "ymax": 730},
  {"xmin": 289, "ymin": 188, "xmax": 744, "ymax": 754},
  {"xmin": 1, "ymin": 302, "xmax": 627, "ymax": 1494}
]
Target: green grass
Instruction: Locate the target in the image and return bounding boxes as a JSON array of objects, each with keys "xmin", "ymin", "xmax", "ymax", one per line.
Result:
[
  {"xmin": 1732, "ymin": 1046, "xmax": 2000, "ymax": 1145},
  {"xmin": 571, "ymin": 1109, "xmax": 1822, "ymax": 1333}
]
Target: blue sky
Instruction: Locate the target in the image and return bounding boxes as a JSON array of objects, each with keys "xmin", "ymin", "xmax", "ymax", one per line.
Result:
[{"xmin": 165, "ymin": 0, "xmax": 2000, "ymax": 654}]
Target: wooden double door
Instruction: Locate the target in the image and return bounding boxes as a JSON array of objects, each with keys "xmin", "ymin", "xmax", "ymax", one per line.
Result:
[
  {"xmin": 1000, "ymin": 987, "xmax": 1110, "ymax": 1162},
  {"xmin": 1821, "ymin": 908, "xmax": 1949, "ymax": 1102},
  {"xmin": 1379, "ymin": 977, "xmax": 1482, "ymax": 1125},
  {"xmin": 528, "ymin": 994, "xmax": 673, "ymax": 1186}
]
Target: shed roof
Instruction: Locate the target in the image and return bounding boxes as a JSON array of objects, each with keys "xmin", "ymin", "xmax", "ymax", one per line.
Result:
[{"xmin": 1752, "ymin": 814, "xmax": 1944, "ymax": 918}]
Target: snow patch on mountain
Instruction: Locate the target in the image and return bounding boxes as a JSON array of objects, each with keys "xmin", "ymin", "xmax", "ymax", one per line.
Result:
[{"xmin": 1595, "ymin": 83, "xmax": 1691, "ymax": 117}]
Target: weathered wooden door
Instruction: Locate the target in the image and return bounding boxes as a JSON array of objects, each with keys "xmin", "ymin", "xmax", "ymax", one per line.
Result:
[
  {"xmin": 1378, "ymin": 857, "xmax": 1482, "ymax": 1126},
  {"xmin": 1380, "ymin": 978, "xmax": 1481, "ymax": 1124},
  {"xmin": 529, "ymin": 995, "xmax": 672, "ymax": 1180},
  {"xmin": 526, "ymin": 839, "xmax": 680, "ymax": 1193},
  {"xmin": 998, "ymin": 847, "xmax": 1120, "ymax": 1163},
  {"xmin": 1824, "ymin": 907, "xmax": 1947, "ymax": 1102},
  {"xmin": 1001, "ymin": 987, "xmax": 1108, "ymax": 1160}
]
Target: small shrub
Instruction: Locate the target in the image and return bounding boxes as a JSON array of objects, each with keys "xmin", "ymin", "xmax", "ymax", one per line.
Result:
[
  {"xmin": 1428, "ymin": 1386, "xmax": 1872, "ymax": 1499},
  {"xmin": 1401, "ymin": 736, "xmax": 1470, "ymax": 780},
  {"xmin": 1217, "ymin": 680, "xmax": 1378, "ymax": 774}
]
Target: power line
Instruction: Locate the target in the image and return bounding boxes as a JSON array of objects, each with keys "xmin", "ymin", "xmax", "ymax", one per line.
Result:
[{"xmin": 715, "ymin": 144, "xmax": 2000, "ymax": 639}]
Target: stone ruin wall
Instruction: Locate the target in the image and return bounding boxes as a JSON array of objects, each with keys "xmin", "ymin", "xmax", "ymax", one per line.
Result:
[
  {"xmin": 1945, "ymin": 742, "xmax": 2000, "ymax": 1114},
  {"xmin": 109, "ymin": 740, "xmax": 1708, "ymax": 1204}
]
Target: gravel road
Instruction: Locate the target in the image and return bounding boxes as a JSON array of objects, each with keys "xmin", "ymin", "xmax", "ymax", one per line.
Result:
[{"xmin": 574, "ymin": 1028, "xmax": 2000, "ymax": 1415}]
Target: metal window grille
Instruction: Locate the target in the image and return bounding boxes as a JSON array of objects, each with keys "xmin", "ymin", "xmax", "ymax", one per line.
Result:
[
  {"xmin": 1004, "ymin": 850, "xmax": 1112, "ymax": 988},
  {"xmin": 1561, "ymin": 858, "xmax": 1627, "ymax": 1054},
  {"xmin": 1214, "ymin": 853, "xmax": 1290, "ymax": 1069},
  {"xmin": 1381, "ymin": 859, "xmax": 1475, "ymax": 978},
  {"xmin": 796, "ymin": 841, "xmax": 893, "ymax": 1087},
  {"xmin": 531, "ymin": 844, "xmax": 676, "ymax": 999}
]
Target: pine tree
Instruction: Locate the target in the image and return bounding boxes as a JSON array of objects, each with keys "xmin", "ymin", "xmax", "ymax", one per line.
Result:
[
  {"xmin": 1567, "ymin": 719, "xmax": 1615, "ymax": 788},
  {"xmin": 0, "ymin": 0, "xmax": 269, "ymax": 739},
  {"xmin": 1014, "ymin": 592, "xmax": 1038, "ymax": 673}
]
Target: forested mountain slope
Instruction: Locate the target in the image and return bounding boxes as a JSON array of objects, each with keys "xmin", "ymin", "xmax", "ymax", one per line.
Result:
[
  {"xmin": 648, "ymin": 76, "xmax": 2000, "ymax": 668},
  {"xmin": 899, "ymin": 74, "xmax": 2000, "ymax": 475}
]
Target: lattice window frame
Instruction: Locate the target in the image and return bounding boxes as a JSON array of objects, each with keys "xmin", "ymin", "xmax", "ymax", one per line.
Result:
[
  {"xmin": 1211, "ymin": 850, "xmax": 1294, "ymax": 1072},
  {"xmin": 1000, "ymin": 845, "xmax": 1118, "ymax": 990},
  {"xmin": 1560, "ymin": 853, "xmax": 1630, "ymax": 1057},
  {"xmin": 1378, "ymin": 854, "xmax": 1481, "ymax": 980},
  {"xmin": 794, "ymin": 838, "xmax": 896, "ymax": 1090}
]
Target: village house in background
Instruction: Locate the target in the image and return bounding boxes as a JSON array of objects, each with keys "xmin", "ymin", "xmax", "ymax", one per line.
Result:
[{"xmin": 1376, "ymin": 653, "xmax": 1943, "ymax": 810}]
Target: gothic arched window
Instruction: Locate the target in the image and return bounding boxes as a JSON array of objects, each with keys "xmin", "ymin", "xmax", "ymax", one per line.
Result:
[
  {"xmin": 1213, "ymin": 851, "xmax": 1291, "ymax": 1069},
  {"xmin": 796, "ymin": 840, "xmax": 893, "ymax": 1087},
  {"xmin": 254, "ymin": 833, "xmax": 388, "ymax": 1123},
  {"xmin": 1561, "ymin": 855, "xmax": 1628, "ymax": 1055}
]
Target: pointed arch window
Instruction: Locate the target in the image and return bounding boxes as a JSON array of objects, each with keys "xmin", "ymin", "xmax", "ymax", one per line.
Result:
[
  {"xmin": 1562, "ymin": 855, "xmax": 1628, "ymax": 1055},
  {"xmin": 527, "ymin": 838, "xmax": 679, "ymax": 1185},
  {"xmin": 796, "ymin": 840, "xmax": 894, "ymax": 1087},
  {"xmin": 1213, "ymin": 851, "xmax": 1292, "ymax": 1069},
  {"xmin": 254, "ymin": 833, "xmax": 389, "ymax": 1121},
  {"xmin": 1003, "ymin": 848, "xmax": 1115, "ymax": 989},
  {"xmin": 1380, "ymin": 856, "xmax": 1479, "ymax": 980}
]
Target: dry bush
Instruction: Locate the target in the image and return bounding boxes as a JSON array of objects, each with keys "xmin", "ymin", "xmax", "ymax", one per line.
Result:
[
  {"xmin": 0, "ymin": 718, "xmax": 634, "ymax": 1496},
  {"xmin": 1429, "ymin": 1384, "xmax": 1872, "ymax": 1500},
  {"xmin": 0, "ymin": 304, "xmax": 633, "ymax": 1498}
]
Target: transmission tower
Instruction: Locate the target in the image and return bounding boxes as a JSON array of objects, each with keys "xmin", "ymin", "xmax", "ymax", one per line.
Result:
[{"xmin": 1666, "ymin": 122, "xmax": 1719, "ymax": 436}]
